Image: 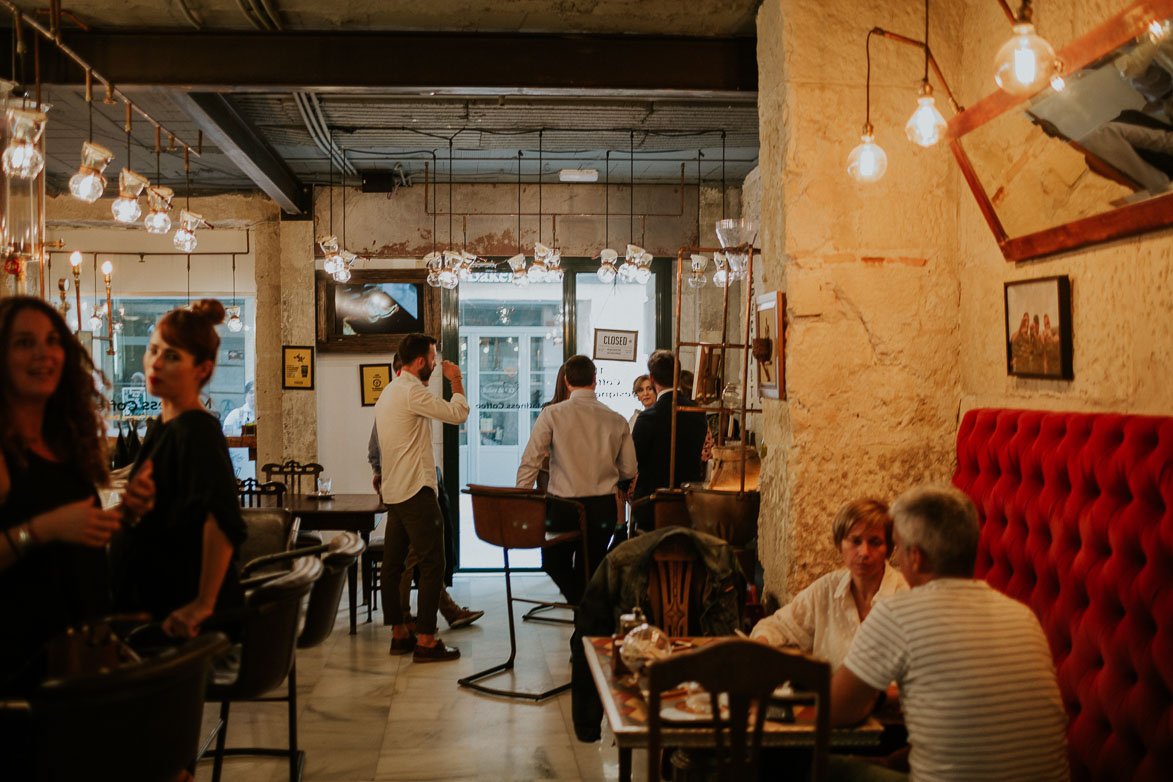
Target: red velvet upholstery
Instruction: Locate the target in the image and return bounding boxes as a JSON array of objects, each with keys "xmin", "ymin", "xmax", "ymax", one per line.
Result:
[{"xmin": 954, "ymin": 408, "xmax": 1173, "ymax": 782}]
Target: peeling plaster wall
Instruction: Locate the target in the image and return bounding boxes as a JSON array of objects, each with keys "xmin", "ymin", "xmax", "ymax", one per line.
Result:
[
  {"xmin": 756, "ymin": 0, "xmax": 963, "ymax": 602},
  {"xmin": 956, "ymin": 0, "xmax": 1173, "ymax": 418}
]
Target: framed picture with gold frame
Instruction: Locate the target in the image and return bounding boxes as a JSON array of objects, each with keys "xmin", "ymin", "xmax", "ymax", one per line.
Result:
[
  {"xmin": 359, "ymin": 363, "xmax": 393, "ymax": 406},
  {"xmin": 755, "ymin": 292, "xmax": 786, "ymax": 399},
  {"xmin": 282, "ymin": 345, "xmax": 315, "ymax": 390}
]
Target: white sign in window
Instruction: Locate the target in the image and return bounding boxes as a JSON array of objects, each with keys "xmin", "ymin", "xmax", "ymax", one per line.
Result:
[{"xmin": 592, "ymin": 329, "xmax": 639, "ymax": 362}]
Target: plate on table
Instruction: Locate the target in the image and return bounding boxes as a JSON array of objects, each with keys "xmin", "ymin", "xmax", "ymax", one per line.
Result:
[{"xmin": 307, "ymin": 491, "xmax": 334, "ymax": 500}]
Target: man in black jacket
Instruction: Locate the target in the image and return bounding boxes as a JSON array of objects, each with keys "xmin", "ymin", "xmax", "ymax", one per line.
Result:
[{"xmin": 630, "ymin": 350, "xmax": 708, "ymax": 531}]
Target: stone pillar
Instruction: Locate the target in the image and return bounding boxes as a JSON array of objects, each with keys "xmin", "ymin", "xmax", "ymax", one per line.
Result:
[
  {"xmin": 756, "ymin": 0, "xmax": 963, "ymax": 601},
  {"xmin": 270, "ymin": 218, "xmax": 316, "ymax": 464}
]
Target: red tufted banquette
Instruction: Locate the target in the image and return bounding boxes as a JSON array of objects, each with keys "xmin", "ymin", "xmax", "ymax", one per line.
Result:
[{"xmin": 953, "ymin": 408, "xmax": 1173, "ymax": 782}]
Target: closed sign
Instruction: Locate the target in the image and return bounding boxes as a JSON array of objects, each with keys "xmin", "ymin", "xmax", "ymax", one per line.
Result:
[{"xmin": 593, "ymin": 329, "xmax": 639, "ymax": 362}]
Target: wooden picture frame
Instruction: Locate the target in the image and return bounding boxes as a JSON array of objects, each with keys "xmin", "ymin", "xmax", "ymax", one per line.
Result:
[
  {"xmin": 692, "ymin": 343, "xmax": 726, "ymax": 405},
  {"xmin": 315, "ymin": 269, "xmax": 440, "ymax": 353},
  {"xmin": 754, "ymin": 291, "xmax": 786, "ymax": 399},
  {"xmin": 359, "ymin": 363, "xmax": 393, "ymax": 406},
  {"xmin": 282, "ymin": 345, "xmax": 315, "ymax": 390},
  {"xmin": 1003, "ymin": 276, "xmax": 1073, "ymax": 380}
]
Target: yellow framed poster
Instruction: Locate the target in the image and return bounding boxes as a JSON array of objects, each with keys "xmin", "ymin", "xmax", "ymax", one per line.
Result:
[
  {"xmin": 282, "ymin": 345, "xmax": 315, "ymax": 390},
  {"xmin": 359, "ymin": 363, "xmax": 393, "ymax": 406}
]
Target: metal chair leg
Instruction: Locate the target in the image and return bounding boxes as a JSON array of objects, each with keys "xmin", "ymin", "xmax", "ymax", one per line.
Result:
[
  {"xmin": 211, "ymin": 700, "xmax": 230, "ymax": 782},
  {"xmin": 458, "ymin": 548, "xmax": 571, "ymax": 701}
]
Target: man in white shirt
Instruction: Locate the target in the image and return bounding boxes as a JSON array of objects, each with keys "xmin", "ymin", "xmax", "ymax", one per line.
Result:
[
  {"xmin": 374, "ymin": 333, "xmax": 469, "ymax": 662},
  {"xmin": 516, "ymin": 355, "xmax": 637, "ymax": 603},
  {"xmin": 830, "ymin": 485, "xmax": 1069, "ymax": 781}
]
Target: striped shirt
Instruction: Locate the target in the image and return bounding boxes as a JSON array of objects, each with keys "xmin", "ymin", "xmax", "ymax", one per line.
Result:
[{"xmin": 844, "ymin": 578, "xmax": 1069, "ymax": 782}]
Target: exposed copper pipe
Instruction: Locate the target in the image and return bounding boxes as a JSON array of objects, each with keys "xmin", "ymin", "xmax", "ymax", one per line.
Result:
[
  {"xmin": 0, "ymin": 0, "xmax": 202, "ymax": 157},
  {"xmin": 873, "ymin": 27, "xmax": 964, "ymax": 114}
]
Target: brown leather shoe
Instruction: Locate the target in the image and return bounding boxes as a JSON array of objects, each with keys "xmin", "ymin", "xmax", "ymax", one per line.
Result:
[
  {"xmin": 389, "ymin": 634, "xmax": 417, "ymax": 655},
  {"xmin": 412, "ymin": 638, "xmax": 460, "ymax": 663},
  {"xmin": 445, "ymin": 607, "xmax": 484, "ymax": 629}
]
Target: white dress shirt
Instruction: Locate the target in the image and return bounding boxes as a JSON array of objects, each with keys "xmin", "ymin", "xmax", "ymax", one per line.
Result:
[
  {"xmin": 750, "ymin": 562, "xmax": 907, "ymax": 670},
  {"xmin": 516, "ymin": 388, "xmax": 637, "ymax": 498},
  {"xmin": 374, "ymin": 370, "xmax": 469, "ymax": 505}
]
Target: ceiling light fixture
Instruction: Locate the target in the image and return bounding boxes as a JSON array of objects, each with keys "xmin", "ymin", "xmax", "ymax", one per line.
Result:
[
  {"xmin": 173, "ymin": 209, "xmax": 207, "ymax": 253},
  {"xmin": 993, "ymin": 1, "xmax": 1058, "ymax": 96},
  {"xmin": 227, "ymin": 254, "xmax": 243, "ymax": 332},
  {"xmin": 112, "ymin": 168, "xmax": 149, "ymax": 223},
  {"xmin": 559, "ymin": 168, "xmax": 598, "ymax": 182},
  {"xmin": 69, "ymin": 72, "xmax": 112, "ymax": 203},
  {"xmin": 847, "ymin": 30, "xmax": 888, "ymax": 183},
  {"xmin": 144, "ymin": 126, "xmax": 172, "ymax": 233},
  {"xmin": 597, "ymin": 150, "xmax": 617, "ymax": 283}
]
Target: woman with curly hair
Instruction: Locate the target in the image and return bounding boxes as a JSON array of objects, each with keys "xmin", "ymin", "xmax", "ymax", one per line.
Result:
[
  {"xmin": 111, "ymin": 299, "xmax": 247, "ymax": 638},
  {"xmin": 0, "ymin": 296, "xmax": 153, "ymax": 694}
]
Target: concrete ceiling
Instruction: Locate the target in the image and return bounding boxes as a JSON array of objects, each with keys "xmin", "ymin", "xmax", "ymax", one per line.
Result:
[{"xmin": 6, "ymin": 1, "xmax": 760, "ymax": 213}]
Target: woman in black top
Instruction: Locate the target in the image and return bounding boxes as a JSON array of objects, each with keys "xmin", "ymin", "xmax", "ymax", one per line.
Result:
[
  {"xmin": 112, "ymin": 299, "xmax": 246, "ymax": 638},
  {"xmin": 0, "ymin": 297, "xmax": 154, "ymax": 693}
]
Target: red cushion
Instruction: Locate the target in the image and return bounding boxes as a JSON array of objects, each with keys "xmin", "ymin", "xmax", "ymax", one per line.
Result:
[{"xmin": 955, "ymin": 408, "xmax": 1173, "ymax": 782}]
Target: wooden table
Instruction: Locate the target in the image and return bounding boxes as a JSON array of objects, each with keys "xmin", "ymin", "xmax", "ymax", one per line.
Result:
[
  {"xmin": 288, "ymin": 493, "xmax": 384, "ymax": 635},
  {"xmin": 582, "ymin": 636, "xmax": 883, "ymax": 781}
]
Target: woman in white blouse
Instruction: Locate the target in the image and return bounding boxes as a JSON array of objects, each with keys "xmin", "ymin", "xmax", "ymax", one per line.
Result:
[{"xmin": 750, "ymin": 498, "xmax": 907, "ymax": 670}]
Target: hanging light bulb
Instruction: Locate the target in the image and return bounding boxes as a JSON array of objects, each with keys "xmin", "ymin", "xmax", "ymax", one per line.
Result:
[
  {"xmin": 688, "ymin": 254, "xmax": 710, "ymax": 289},
  {"xmin": 438, "ymin": 251, "xmax": 461, "ymax": 289},
  {"xmin": 143, "ymin": 186, "xmax": 174, "ymax": 234},
  {"xmin": 507, "ymin": 253, "xmax": 529, "ymax": 286},
  {"xmin": 459, "ymin": 250, "xmax": 477, "ymax": 281},
  {"xmin": 2, "ymin": 108, "xmax": 47, "ymax": 179},
  {"xmin": 529, "ymin": 242, "xmax": 551, "ymax": 283},
  {"xmin": 546, "ymin": 248, "xmax": 564, "ymax": 283},
  {"xmin": 993, "ymin": 3, "xmax": 1058, "ymax": 96},
  {"xmin": 634, "ymin": 248, "xmax": 653, "ymax": 285},
  {"xmin": 173, "ymin": 210, "xmax": 206, "ymax": 252},
  {"xmin": 68, "ymin": 141, "xmax": 114, "ymax": 203},
  {"xmin": 111, "ymin": 169, "xmax": 149, "ymax": 223},
  {"xmin": 88, "ymin": 302, "xmax": 105, "ymax": 332},
  {"xmin": 226, "ymin": 305, "xmax": 244, "ymax": 333},
  {"xmin": 424, "ymin": 251, "xmax": 443, "ymax": 287},
  {"xmin": 101, "ymin": 259, "xmax": 113, "ymax": 277},
  {"xmin": 596, "ymin": 248, "xmax": 618, "ymax": 284},
  {"xmin": 618, "ymin": 244, "xmax": 643, "ymax": 283},
  {"xmin": 905, "ymin": 83, "xmax": 947, "ymax": 147},
  {"xmin": 334, "ymin": 265, "xmax": 352, "ymax": 283},
  {"xmin": 712, "ymin": 252, "xmax": 731, "ymax": 288},
  {"xmin": 847, "ymin": 124, "xmax": 888, "ymax": 183},
  {"xmin": 318, "ymin": 234, "xmax": 342, "ymax": 274}
]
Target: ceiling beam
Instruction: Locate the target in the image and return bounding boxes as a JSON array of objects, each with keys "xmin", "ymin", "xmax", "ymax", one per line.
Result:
[
  {"xmin": 33, "ymin": 32, "xmax": 756, "ymax": 95},
  {"xmin": 167, "ymin": 91, "xmax": 309, "ymax": 214}
]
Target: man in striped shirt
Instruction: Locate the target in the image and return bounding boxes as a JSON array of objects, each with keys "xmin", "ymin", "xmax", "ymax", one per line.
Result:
[{"xmin": 830, "ymin": 485, "xmax": 1069, "ymax": 781}]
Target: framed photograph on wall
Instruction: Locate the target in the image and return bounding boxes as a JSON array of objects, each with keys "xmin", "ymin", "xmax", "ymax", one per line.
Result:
[
  {"xmin": 282, "ymin": 345, "xmax": 315, "ymax": 390},
  {"xmin": 754, "ymin": 291, "xmax": 786, "ymax": 399},
  {"xmin": 692, "ymin": 343, "xmax": 726, "ymax": 405},
  {"xmin": 315, "ymin": 269, "xmax": 440, "ymax": 353},
  {"xmin": 1003, "ymin": 276, "xmax": 1073, "ymax": 380},
  {"xmin": 359, "ymin": 363, "xmax": 393, "ymax": 406}
]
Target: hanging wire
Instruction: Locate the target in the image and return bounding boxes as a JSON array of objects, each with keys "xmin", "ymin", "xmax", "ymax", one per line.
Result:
[
  {"xmin": 124, "ymin": 102, "xmax": 132, "ymax": 170},
  {"xmin": 154, "ymin": 125, "xmax": 161, "ymax": 183},
  {"xmin": 341, "ymin": 147, "xmax": 347, "ymax": 247},
  {"xmin": 629, "ymin": 131, "xmax": 634, "ymax": 244},
  {"xmin": 923, "ymin": 0, "xmax": 930, "ymax": 84},
  {"xmin": 448, "ymin": 136, "xmax": 454, "ymax": 248},
  {"xmin": 516, "ymin": 150, "xmax": 522, "ymax": 254},
  {"xmin": 865, "ymin": 29, "xmax": 876, "ymax": 126},
  {"xmin": 327, "ymin": 130, "xmax": 334, "ymax": 235},
  {"xmin": 697, "ymin": 149, "xmax": 703, "ymax": 242},
  {"xmin": 538, "ymin": 130, "xmax": 543, "ymax": 246},
  {"xmin": 184, "ymin": 147, "xmax": 191, "ymax": 210},
  {"xmin": 604, "ymin": 150, "xmax": 610, "ymax": 249},
  {"xmin": 231, "ymin": 255, "xmax": 237, "ymax": 308},
  {"xmin": 721, "ymin": 130, "xmax": 727, "ymax": 220},
  {"xmin": 85, "ymin": 68, "xmax": 92, "ymax": 142}
]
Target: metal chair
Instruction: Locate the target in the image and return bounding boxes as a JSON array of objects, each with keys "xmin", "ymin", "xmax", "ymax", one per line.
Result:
[
  {"xmin": 261, "ymin": 460, "xmax": 324, "ymax": 498},
  {"xmin": 237, "ymin": 477, "xmax": 287, "ymax": 508},
  {"xmin": 4, "ymin": 632, "xmax": 231, "ymax": 782},
  {"xmin": 215, "ymin": 533, "xmax": 365, "ymax": 780},
  {"xmin": 206, "ymin": 556, "xmax": 322, "ymax": 782},
  {"xmin": 646, "ymin": 639, "xmax": 831, "ymax": 782},
  {"xmin": 458, "ymin": 484, "xmax": 588, "ymax": 701}
]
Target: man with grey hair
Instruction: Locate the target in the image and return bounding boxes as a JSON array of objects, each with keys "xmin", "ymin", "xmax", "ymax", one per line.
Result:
[{"xmin": 829, "ymin": 484, "xmax": 1069, "ymax": 781}]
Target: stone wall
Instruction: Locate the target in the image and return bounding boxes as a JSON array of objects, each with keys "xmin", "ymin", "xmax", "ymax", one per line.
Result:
[
  {"xmin": 756, "ymin": 0, "xmax": 965, "ymax": 602},
  {"xmin": 956, "ymin": 0, "xmax": 1173, "ymax": 418}
]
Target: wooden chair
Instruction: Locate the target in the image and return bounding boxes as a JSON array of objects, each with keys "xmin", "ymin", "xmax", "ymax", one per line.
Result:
[
  {"xmin": 647, "ymin": 639, "xmax": 831, "ymax": 782},
  {"xmin": 646, "ymin": 535, "xmax": 701, "ymax": 636},
  {"xmin": 238, "ymin": 477, "xmax": 287, "ymax": 508},
  {"xmin": 630, "ymin": 488, "xmax": 693, "ymax": 535},
  {"xmin": 457, "ymin": 484, "xmax": 588, "ymax": 701},
  {"xmin": 261, "ymin": 460, "xmax": 324, "ymax": 498}
]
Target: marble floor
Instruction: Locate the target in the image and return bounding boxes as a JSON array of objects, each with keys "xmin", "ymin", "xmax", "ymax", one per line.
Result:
[{"xmin": 195, "ymin": 573, "xmax": 640, "ymax": 782}]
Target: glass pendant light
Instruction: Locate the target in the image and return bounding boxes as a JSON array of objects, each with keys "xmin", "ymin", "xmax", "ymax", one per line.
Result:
[
  {"xmin": 546, "ymin": 248, "xmax": 564, "ymax": 283},
  {"xmin": 848, "ymin": 130, "xmax": 888, "ymax": 182},
  {"xmin": 226, "ymin": 306, "xmax": 244, "ymax": 332},
  {"xmin": 905, "ymin": 83, "xmax": 947, "ymax": 147},
  {"xmin": 111, "ymin": 169, "xmax": 149, "ymax": 223},
  {"xmin": 993, "ymin": 2, "xmax": 1057, "ymax": 96},
  {"xmin": 318, "ymin": 235, "xmax": 342, "ymax": 274},
  {"xmin": 712, "ymin": 252, "xmax": 731, "ymax": 288},
  {"xmin": 528, "ymin": 243, "xmax": 551, "ymax": 283},
  {"xmin": 688, "ymin": 254, "xmax": 709, "ymax": 289},
  {"xmin": 507, "ymin": 253, "xmax": 529, "ymax": 286},
  {"xmin": 143, "ymin": 186, "xmax": 174, "ymax": 234},
  {"xmin": 618, "ymin": 244, "xmax": 642, "ymax": 283},
  {"xmin": 596, "ymin": 248, "xmax": 618, "ymax": 284},
  {"xmin": 173, "ymin": 210, "xmax": 206, "ymax": 252},
  {"xmin": 69, "ymin": 141, "xmax": 114, "ymax": 203},
  {"xmin": 2, "ymin": 108, "xmax": 47, "ymax": 179},
  {"xmin": 424, "ymin": 251, "xmax": 443, "ymax": 287}
]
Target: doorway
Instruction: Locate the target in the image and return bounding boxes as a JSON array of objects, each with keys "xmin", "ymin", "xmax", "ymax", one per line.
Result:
[{"xmin": 445, "ymin": 260, "xmax": 670, "ymax": 569}]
